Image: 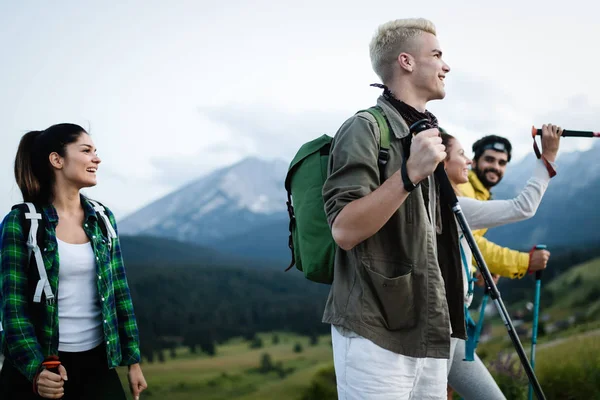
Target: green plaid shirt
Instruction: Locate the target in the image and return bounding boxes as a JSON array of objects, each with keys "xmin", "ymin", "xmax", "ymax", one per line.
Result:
[{"xmin": 0, "ymin": 196, "xmax": 140, "ymax": 382}]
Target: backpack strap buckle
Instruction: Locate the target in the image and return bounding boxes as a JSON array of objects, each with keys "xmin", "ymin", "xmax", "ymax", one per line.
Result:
[
  {"xmin": 22, "ymin": 203, "xmax": 55, "ymax": 304},
  {"xmin": 88, "ymin": 200, "xmax": 117, "ymax": 251},
  {"xmin": 378, "ymin": 148, "xmax": 389, "ymax": 167}
]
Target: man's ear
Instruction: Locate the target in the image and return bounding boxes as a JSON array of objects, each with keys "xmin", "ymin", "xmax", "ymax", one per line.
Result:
[
  {"xmin": 398, "ymin": 52, "xmax": 414, "ymax": 72},
  {"xmin": 49, "ymin": 152, "xmax": 63, "ymax": 169}
]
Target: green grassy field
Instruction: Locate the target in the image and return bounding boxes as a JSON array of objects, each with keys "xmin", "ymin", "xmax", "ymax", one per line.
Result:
[
  {"xmin": 116, "ymin": 258, "xmax": 600, "ymax": 399},
  {"xmin": 117, "ymin": 332, "xmax": 333, "ymax": 400},
  {"xmin": 117, "ymin": 328, "xmax": 600, "ymax": 399}
]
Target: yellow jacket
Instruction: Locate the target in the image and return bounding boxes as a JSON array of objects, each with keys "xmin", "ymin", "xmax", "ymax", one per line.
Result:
[{"xmin": 457, "ymin": 170, "xmax": 529, "ymax": 279}]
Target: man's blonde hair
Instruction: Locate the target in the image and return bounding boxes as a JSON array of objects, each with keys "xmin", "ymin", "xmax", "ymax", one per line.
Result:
[{"xmin": 369, "ymin": 18, "xmax": 437, "ymax": 84}]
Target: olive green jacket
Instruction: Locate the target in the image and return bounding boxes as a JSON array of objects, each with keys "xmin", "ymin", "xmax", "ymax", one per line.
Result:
[{"xmin": 322, "ymin": 96, "xmax": 465, "ymax": 359}]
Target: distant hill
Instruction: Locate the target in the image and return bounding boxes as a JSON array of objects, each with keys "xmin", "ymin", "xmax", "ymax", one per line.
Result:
[
  {"xmin": 119, "ymin": 235, "xmax": 279, "ymax": 269},
  {"xmin": 120, "ymin": 235, "xmax": 228, "ymax": 266},
  {"xmin": 544, "ymin": 257, "xmax": 600, "ymax": 319},
  {"xmin": 116, "ymin": 233, "xmax": 331, "ymax": 360},
  {"xmin": 124, "ymin": 260, "xmax": 331, "ymax": 360},
  {"xmin": 207, "ymin": 217, "xmax": 291, "ymax": 263}
]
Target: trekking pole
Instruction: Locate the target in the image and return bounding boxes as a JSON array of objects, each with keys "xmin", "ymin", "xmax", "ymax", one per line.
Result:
[
  {"xmin": 528, "ymin": 244, "xmax": 547, "ymax": 400},
  {"xmin": 532, "ymin": 127, "xmax": 600, "ymax": 137},
  {"xmin": 473, "ymin": 289, "xmax": 490, "ymax": 350},
  {"xmin": 41, "ymin": 303, "xmax": 61, "ymax": 380},
  {"xmin": 410, "ymin": 119, "xmax": 546, "ymax": 400}
]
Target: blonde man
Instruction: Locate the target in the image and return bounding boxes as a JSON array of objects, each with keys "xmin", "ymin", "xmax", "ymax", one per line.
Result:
[{"xmin": 322, "ymin": 18, "xmax": 463, "ymax": 399}]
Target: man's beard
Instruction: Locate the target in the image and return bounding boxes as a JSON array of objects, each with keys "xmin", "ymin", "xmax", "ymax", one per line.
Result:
[{"xmin": 474, "ymin": 167, "xmax": 503, "ymax": 189}]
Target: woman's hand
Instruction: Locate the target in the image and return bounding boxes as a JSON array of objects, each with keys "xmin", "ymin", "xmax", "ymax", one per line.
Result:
[
  {"xmin": 127, "ymin": 363, "xmax": 148, "ymax": 400},
  {"xmin": 36, "ymin": 365, "xmax": 68, "ymax": 399},
  {"xmin": 540, "ymin": 123, "xmax": 564, "ymax": 163},
  {"xmin": 474, "ymin": 272, "xmax": 500, "ymax": 288}
]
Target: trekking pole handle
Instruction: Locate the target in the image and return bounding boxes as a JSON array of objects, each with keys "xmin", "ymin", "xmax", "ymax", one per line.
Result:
[
  {"xmin": 42, "ymin": 355, "xmax": 61, "ymax": 374},
  {"xmin": 408, "ymin": 120, "xmax": 458, "ymax": 205},
  {"xmin": 532, "ymin": 127, "xmax": 600, "ymax": 138},
  {"xmin": 534, "ymin": 244, "xmax": 547, "ymax": 280}
]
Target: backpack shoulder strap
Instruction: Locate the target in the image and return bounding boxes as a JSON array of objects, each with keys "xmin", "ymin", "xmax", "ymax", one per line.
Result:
[
  {"xmin": 11, "ymin": 203, "xmax": 55, "ymax": 304},
  {"xmin": 87, "ymin": 199, "xmax": 117, "ymax": 251},
  {"xmin": 365, "ymin": 106, "xmax": 391, "ymax": 150},
  {"xmin": 357, "ymin": 106, "xmax": 392, "ymax": 181}
]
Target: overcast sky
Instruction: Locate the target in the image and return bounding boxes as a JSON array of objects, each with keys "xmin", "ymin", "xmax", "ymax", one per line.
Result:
[{"xmin": 1, "ymin": 1, "xmax": 598, "ymax": 219}]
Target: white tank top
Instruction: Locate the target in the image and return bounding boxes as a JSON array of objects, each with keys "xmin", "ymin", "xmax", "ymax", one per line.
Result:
[{"xmin": 57, "ymin": 238, "xmax": 103, "ymax": 352}]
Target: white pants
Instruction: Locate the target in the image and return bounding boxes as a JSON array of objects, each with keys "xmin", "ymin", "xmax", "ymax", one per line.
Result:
[{"xmin": 331, "ymin": 325, "xmax": 448, "ymax": 400}]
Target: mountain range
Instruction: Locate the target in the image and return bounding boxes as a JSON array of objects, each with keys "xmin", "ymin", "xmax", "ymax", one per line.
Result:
[{"xmin": 119, "ymin": 141, "xmax": 600, "ymax": 263}]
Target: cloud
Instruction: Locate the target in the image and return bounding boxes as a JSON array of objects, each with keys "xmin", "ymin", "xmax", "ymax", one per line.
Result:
[
  {"xmin": 533, "ymin": 95, "xmax": 599, "ymax": 155},
  {"xmin": 194, "ymin": 71, "xmax": 534, "ymax": 167},
  {"xmin": 148, "ymin": 142, "xmax": 253, "ymax": 187},
  {"xmin": 428, "ymin": 72, "xmax": 599, "ymax": 162},
  {"xmin": 143, "ymin": 104, "xmax": 349, "ymax": 187},
  {"xmin": 198, "ymin": 104, "xmax": 349, "ymax": 159}
]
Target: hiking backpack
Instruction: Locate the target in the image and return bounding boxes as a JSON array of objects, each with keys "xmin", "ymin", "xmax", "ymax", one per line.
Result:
[
  {"xmin": 0, "ymin": 199, "xmax": 116, "ymax": 336},
  {"xmin": 284, "ymin": 106, "xmax": 393, "ymax": 284}
]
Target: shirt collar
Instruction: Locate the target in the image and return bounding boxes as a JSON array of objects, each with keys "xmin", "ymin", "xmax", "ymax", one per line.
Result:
[{"xmin": 41, "ymin": 194, "xmax": 99, "ymax": 225}]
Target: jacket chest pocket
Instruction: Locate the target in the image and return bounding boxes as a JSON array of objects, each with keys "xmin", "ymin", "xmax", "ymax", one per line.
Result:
[{"xmin": 360, "ymin": 256, "xmax": 416, "ymax": 331}]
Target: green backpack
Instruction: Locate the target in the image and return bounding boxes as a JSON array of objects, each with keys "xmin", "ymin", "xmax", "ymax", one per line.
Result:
[{"xmin": 284, "ymin": 106, "xmax": 392, "ymax": 284}]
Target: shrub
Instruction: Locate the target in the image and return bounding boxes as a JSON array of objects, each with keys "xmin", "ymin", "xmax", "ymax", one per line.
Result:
[
  {"xmin": 250, "ymin": 336, "xmax": 264, "ymax": 349},
  {"xmin": 300, "ymin": 365, "xmax": 337, "ymax": 400},
  {"xmin": 487, "ymin": 352, "xmax": 528, "ymax": 399},
  {"xmin": 259, "ymin": 353, "xmax": 273, "ymax": 373}
]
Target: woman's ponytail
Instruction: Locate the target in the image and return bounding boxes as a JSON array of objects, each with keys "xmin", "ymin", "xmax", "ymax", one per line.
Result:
[{"xmin": 14, "ymin": 130, "xmax": 45, "ymax": 203}]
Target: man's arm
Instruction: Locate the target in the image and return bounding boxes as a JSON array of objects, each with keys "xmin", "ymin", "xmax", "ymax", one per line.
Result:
[{"xmin": 323, "ymin": 116, "xmax": 445, "ymax": 251}]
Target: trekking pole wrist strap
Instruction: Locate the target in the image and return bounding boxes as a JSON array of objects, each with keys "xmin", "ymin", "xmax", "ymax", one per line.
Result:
[
  {"xmin": 401, "ymin": 158, "xmax": 419, "ymax": 193},
  {"xmin": 531, "ymin": 129, "xmax": 557, "ymax": 178},
  {"xmin": 527, "ymin": 246, "xmax": 536, "ymax": 275}
]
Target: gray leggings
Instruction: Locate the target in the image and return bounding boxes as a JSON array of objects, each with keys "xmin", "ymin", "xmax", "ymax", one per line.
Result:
[{"xmin": 448, "ymin": 339, "xmax": 506, "ymax": 400}]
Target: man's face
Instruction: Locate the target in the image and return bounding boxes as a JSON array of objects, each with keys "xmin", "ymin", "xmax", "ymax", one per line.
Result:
[
  {"xmin": 410, "ymin": 32, "xmax": 451, "ymax": 101},
  {"xmin": 473, "ymin": 149, "xmax": 508, "ymax": 188}
]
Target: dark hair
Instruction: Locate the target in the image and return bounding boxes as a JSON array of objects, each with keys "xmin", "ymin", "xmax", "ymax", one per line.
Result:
[
  {"xmin": 439, "ymin": 127, "xmax": 455, "ymax": 160},
  {"xmin": 472, "ymin": 134, "xmax": 512, "ymax": 162},
  {"xmin": 14, "ymin": 123, "xmax": 87, "ymax": 204}
]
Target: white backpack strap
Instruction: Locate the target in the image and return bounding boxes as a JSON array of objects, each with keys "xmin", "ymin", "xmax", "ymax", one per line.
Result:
[
  {"xmin": 88, "ymin": 200, "xmax": 117, "ymax": 250},
  {"xmin": 23, "ymin": 203, "xmax": 54, "ymax": 304}
]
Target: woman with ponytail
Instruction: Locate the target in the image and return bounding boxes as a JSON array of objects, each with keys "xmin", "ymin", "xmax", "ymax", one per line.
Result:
[
  {"xmin": 440, "ymin": 126, "xmax": 562, "ymax": 400},
  {"xmin": 0, "ymin": 124, "xmax": 147, "ymax": 399}
]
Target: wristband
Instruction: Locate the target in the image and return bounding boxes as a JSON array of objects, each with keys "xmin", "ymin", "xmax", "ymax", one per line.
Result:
[{"xmin": 401, "ymin": 159, "xmax": 419, "ymax": 193}]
